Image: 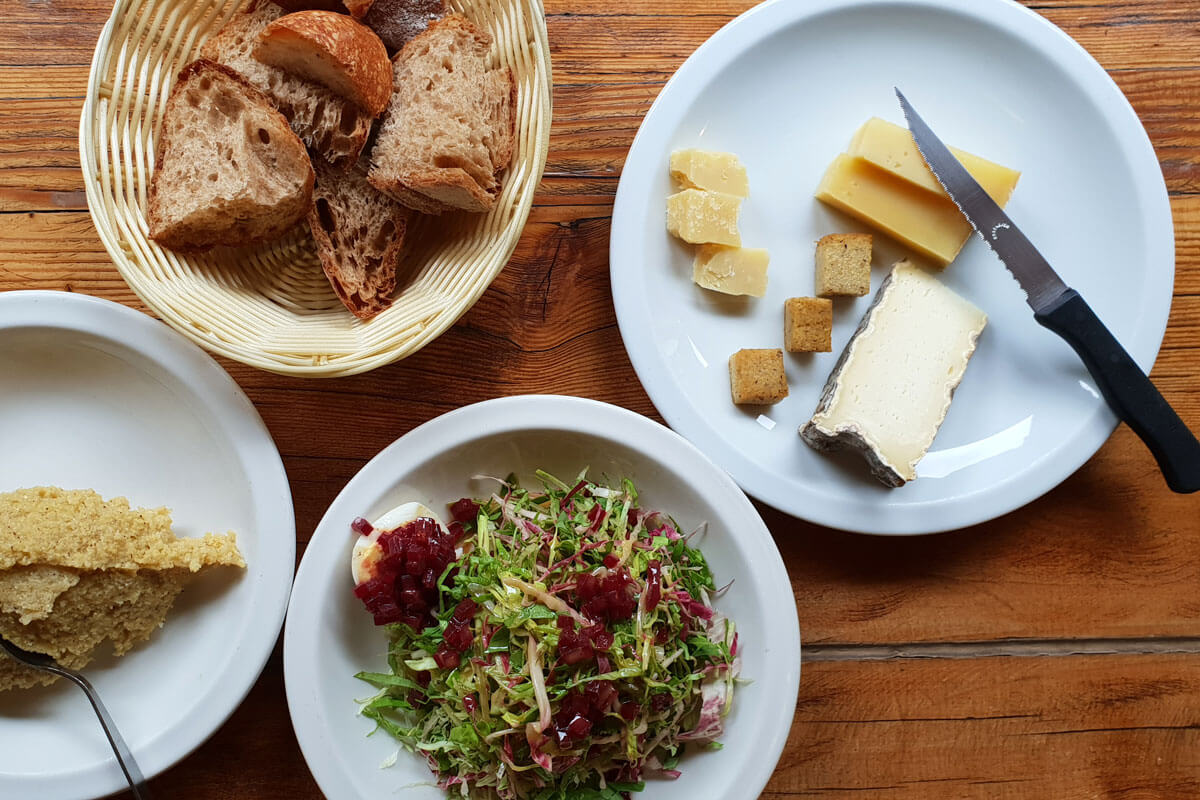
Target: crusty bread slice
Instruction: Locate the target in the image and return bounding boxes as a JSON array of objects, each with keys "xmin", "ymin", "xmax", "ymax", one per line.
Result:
[
  {"xmin": 147, "ymin": 60, "xmax": 314, "ymax": 251},
  {"xmin": 361, "ymin": 0, "xmax": 445, "ymax": 53},
  {"xmin": 255, "ymin": 10, "xmax": 392, "ymax": 117},
  {"xmin": 308, "ymin": 159, "xmax": 412, "ymax": 319},
  {"xmin": 200, "ymin": 0, "xmax": 371, "ymax": 168},
  {"xmin": 367, "ymin": 13, "xmax": 515, "ymax": 214}
]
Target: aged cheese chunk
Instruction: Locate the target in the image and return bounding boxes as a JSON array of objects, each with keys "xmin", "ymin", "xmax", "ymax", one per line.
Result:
[
  {"xmin": 692, "ymin": 245, "xmax": 768, "ymax": 296},
  {"xmin": 815, "ymin": 155, "xmax": 973, "ymax": 266},
  {"xmin": 848, "ymin": 117, "xmax": 1020, "ymax": 205},
  {"xmin": 799, "ymin": 260, "xmax": 987, "ymax": 487},
  {"xmin": 670, "ymin": 149, "xmax": 750, "ymax": 197},
  {"xmin": 666, "ymin": 189, "xmax": 742, "ymax": 246}
]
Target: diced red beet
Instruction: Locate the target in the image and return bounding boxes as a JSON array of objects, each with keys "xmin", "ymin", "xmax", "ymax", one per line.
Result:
[
  {"xmin": 619, "ymin": 701, "xmax": 640, "ymax": 721},
  {"xmin": 453, "ymin": 598, "xmax": 479, "ymax": 621},
  {"xmin": 433, "ymin": 643, "xmax": 461, "ymax": 670},
  {"xmin": 565, "ymin": 715, "xmax": 592, "ymax": 739},
  {"xmin": 352, "ymin": 516, "xmax": 460, "ymax": 630},
  {"xmin": 450, "ymin": 498, "xmax": 480, "ymax": 524},
  {"xmin": 351, "ymin": 517, "xmax": 374, "ymax": 536},
  {"xmin": 586, "ymin": 624, "xmax": 614, "ymax": 651},
  {"xmin": 650, "ymin": 692, "xmax": 672, "ymax": 712}
]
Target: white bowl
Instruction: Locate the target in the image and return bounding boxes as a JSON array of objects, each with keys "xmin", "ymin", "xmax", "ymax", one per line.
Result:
[{"xmin": 283, "ymin": 395, "xmax": 800, "ymax": 799}]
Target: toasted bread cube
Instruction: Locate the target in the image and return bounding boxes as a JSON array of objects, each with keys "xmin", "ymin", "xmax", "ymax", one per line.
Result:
[
  {"xmin": 693, "ymin": 246, "xmax": 768, "ymax": 297},
  {"xmin": 667, "ymin": 189, "xmax": 741, "ymax": 246},
  {"xmin": 784, "ymin": 297, "xmax": 833, "ymax": 352},
  {"xmin": 670, "ymin": 149, "xmax": 749, "ymax": 197},
  {"xmin": 815, "ymin": 232, "xmax": 872, "ymax": 296},
  {"xmin": 729, "ymin": 349, "xmax": 788, "ymax": 405}
]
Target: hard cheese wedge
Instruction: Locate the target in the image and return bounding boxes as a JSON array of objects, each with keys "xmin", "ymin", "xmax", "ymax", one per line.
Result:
[
  {"xmin": 670, "ymin": 149, "xmax": 750, "ymax": 197},
  {"xmin": 666, "ymin": 189, "xmax": 742, "ymax": 246},
  {"xmin": 799, "ymin": 260, "xmax": 987, "ymax": 487},
  {"xmin": 692, "ymin": 245, "xmax": 768, "ymax": 296},
  {"xmin": 848, "ymin": 117, "xmax": 1020, "ymax": 205},
  {"xmin": 816, "ymin": 155, "xmax": 973, "ymax": 266}
]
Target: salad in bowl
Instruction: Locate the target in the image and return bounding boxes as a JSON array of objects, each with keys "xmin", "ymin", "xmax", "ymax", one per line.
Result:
[{"xmin": 349, "ymin": 472, "xmax": 739, "ymax": 799}]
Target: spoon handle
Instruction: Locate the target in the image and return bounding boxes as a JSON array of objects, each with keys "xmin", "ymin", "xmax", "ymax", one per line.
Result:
[{"xmin": 60, "ymin": 669, "xmax": 153, "ymax": 799}]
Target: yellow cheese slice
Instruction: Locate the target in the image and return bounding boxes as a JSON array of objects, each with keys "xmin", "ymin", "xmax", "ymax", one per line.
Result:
[
  {"xmin": 670, "ymin": 149, "xmax": 750, "ymax": 197},
  {"xmin": 666, "ymin": 189, "xmax": 742, "ymax": 246},
  {"xmin": 692, "ymin": 245, "xmax": 768, "ymax": 296},
  {"xmin": 848, "ymin": 117, "xmax": 1020, "ymax": 205},
  {"xmin": 815, "ymin": 155, "xmax": 972, "ymax": 266}
]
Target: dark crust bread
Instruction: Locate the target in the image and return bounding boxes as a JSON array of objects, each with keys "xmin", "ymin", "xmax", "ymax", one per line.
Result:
[
  {"xmin": 361, "ymin": 0, "xmax": 446, "ymax": 53},
  {"xmin": 307, "ymin": 162, "xmax": 410, "ymax": 319}
]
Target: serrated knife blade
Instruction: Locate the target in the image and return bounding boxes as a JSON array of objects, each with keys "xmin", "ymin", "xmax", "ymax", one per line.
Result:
[{"xmin": 894, "ymin": 88, "xmax": 1200, "ymax": 494}]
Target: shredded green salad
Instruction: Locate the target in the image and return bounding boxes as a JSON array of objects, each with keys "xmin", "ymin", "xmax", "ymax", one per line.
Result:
[{"xmin": 353, "ymin": 471, "xmax": 740, "ymax": 800}]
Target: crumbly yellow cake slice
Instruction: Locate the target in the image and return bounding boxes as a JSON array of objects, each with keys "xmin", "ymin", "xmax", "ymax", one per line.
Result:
[
  {"xmin": 0, "ymin": 565, "xmax": 80, "ymax": 624},
  {"xmin": 0, "ymin": 568, "xmax": 190, "ymax": 691},
  {"xmin": 0, "ymin": 487, "xmax": 245, "ymax": 572}
]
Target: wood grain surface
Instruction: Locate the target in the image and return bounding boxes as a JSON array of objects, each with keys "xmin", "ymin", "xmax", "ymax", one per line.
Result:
[{"xmin": 2, "ymin": 0, "xmax": 1199, "ymax": 797}]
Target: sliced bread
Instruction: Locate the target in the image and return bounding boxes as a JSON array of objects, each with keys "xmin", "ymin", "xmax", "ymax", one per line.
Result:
[
  {"xmin": 367, "ymin": 13, "xmax": 515, "ymax": 214},
  {"xmin": 147, "ymin": 59, "xmax": 314, "ymax": 251},
  {"xmin": 361, "ymin": 0, "xmax": 445, "ymax": 53},
  {"xmin": 255, "ymin": 10, "xmax": 392, "ymax": 117},
  {"xmin": 308, "ymin": 159, "xmax": 412, "ymax": 319},
  {"xmin": 200, "ymin": 0, "xmax": 371, "ymax": 168}
]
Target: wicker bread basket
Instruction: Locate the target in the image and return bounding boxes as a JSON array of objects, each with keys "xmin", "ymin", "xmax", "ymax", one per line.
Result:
[{"xmin": 80, "ymin": 0, "xmax": 551, "ymax": 377}]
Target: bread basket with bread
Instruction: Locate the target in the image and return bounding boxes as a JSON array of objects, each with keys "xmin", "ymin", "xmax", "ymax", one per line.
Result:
[{"xmin": 81, "ymin": 0, "xmax": 550, "ymax": 377}]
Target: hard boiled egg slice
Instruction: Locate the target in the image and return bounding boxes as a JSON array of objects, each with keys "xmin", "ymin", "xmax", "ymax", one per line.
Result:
[{"xmin": 350, "ymin": 501, "xmax": 448, "ymax": 585}]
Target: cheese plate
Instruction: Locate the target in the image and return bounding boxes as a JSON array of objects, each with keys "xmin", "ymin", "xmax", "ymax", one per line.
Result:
[{"xmin": 609, "ymin": 0, "xmax": 1174, "ymax": 534}]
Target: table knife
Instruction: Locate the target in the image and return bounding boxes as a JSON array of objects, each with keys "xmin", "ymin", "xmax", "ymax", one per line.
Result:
[{"xmin": 896, "ymin": 89, "xmax": 1200, "ymax": 494}]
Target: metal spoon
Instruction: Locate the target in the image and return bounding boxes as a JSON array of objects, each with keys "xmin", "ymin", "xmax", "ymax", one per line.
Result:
[{"xmin": 0, "ymin": 636, "xmax": 153, "ymax": 799}]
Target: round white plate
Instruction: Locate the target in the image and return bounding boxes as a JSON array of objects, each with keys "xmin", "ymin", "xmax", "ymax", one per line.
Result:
[
  {"xmin": 284, "ymin": 395, "xmax": 800, "ymax": 800},
  {"xmin": 610, "ymin": 0, "xmax": 1174, "ymax": 534},
  {"xmin": 0, "ymin": 291, "xmax": 294, "ymax": 799}
]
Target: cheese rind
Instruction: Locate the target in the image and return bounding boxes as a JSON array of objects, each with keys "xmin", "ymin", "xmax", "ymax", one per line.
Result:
[
  {"xmin": 693, "ymin": 245, "xmax": 768, "ymax": 296},
  {"xmin": 815, "ymin": 155, "xmax": 972, "ymax": 266},
  {"xmin": 848, "ymin": 117, "xmax": 1020, "ymax": 205},
  {"xmin": 670, "ymin": 149, "xmax": 750, "ymax": 197},
  {"xmin": 666, "ymin": 189, "xmax": 742, "ymax": 246},
  {"xmin": 799, "ymin": 260, "xmax": 987, "ymax": 487}
]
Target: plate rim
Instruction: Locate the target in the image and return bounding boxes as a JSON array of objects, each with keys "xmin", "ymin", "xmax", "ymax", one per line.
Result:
[
  {"xmin": 608, "ymin": 0, "xmax": 1175, "ymax": 535},
  {"xmin": 0, "ymin": 290, "xmax": 295, "ymax": 798},
  {"xmin": 283, "ymin": 394, "xmax": 801, "ymax": 800}
]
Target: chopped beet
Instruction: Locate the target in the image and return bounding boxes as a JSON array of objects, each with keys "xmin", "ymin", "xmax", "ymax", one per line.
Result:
[
  {"xmin": 449, "ymin": 498, "xmax": 480, "ymax": 524},
  {"xmin": 350, "ymin": 517, "xmax": 374, "ymax": 536},
  {"xmin": 619, "ymin": 701, "xmax": 640, "ymax": 721},
  {"xmin": 433, "ymin": 643, "xmax": 461, "ymax": 670},
  {"xmin": 650, "ymin": 692, "xmax": 672, "ymax": 712},
  {"xmin": 576, "ymin": 567, "xmax": 637, "ymax": 623},
  {"xmin": 352, "ymin": 517, "xmax": 459, "ymax": 630}
]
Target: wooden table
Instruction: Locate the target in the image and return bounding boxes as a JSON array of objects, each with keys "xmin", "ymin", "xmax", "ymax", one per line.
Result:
[{"xmin": 3, "ymin": 0, "xmax": 1199, "ymax": 796}]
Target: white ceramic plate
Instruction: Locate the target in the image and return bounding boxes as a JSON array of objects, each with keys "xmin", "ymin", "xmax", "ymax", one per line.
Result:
[
  {"xmin": 0, "ymin": 291, "xmax": 294, "ymax": 799},
  {"xmin": 610, "ymin": 0, "xmax": 1174, "ymax": 534},
  {"xmin": 284, "ymin": 395, "xmax": 799, "ymax": 800}
]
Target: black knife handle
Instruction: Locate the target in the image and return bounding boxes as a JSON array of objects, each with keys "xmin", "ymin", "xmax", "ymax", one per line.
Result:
[{"xmin": 1035, "ymin": 289, "xmax": 1200, "ymax": 493}]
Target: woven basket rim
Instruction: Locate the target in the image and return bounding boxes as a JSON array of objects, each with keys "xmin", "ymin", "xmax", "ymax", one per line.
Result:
[{"xmin": 80, "ymin": 0, "xmax": 552, "ymax": 377}]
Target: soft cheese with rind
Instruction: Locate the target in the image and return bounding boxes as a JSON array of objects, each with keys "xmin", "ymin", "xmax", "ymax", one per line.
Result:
[{"xmin": 800, "ymin": 260, "xmax": 987, "ymax": 487}]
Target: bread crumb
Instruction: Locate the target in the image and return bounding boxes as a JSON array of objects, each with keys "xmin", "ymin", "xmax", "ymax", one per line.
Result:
[
  {"xmin": 729, "ymin": 349, "xmax": 788, "ymax": 405},
  {"xmin": 784, "ymin": 297, "xmax": 833, "ymax": 353},
  {"xmin": 815, "ymin": 233, "xmax": 872, "ymax": 297}
]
